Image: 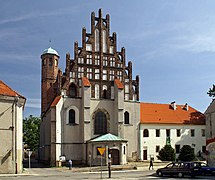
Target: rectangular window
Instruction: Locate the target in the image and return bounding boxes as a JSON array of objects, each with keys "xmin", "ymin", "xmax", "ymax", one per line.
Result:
[
  {"xmin": 103, "ymin": 56, "xmax": 108, "ymax": 66},
  {"xmin": 78, "ymin": 67, "xmax": 84, "ymax": 78},
  {"xmin": 156, "ymin": 146, "xmax": 160, "ymax": 153},
  {"xmin": 175, "ymin": 145, "xmax": 180, "ymax": 154},
  {"xmin": 95, "ymin": 69, "xmax": 100, "ymax": 80},
  {"xmin": 166, "ymin": 129, "xmax": 170, "ymax": 137},
  {"xmin": 78, "ymin": 57, "xmax": 84, "ymax": 64},
  {"xmin": 86, "ymin": 44, "xmax": 92, "ymax": 51},
  {"xmin": 95, "ymin": 55, "xmax": 100, "ymax": 65},
  {"xmin": 86, "ymin": 54, "xmax": 92, "ymax": 64},
  {"xmin": 109, "ymin": 70, "xmax": 114, "ymax": 81},
  {"xmin": 191, "ymin": 129, "xmax": 195, "ymax": 137},
  {"xmin": 123, "ymin": 146, "xmax": 126, "ymax": 154},
  {"xmin": 117, "ymin": 71, "xmax": 122, "ymax": 81},
  {"xmin": 201, "ymin": 129, "xmax": 205, "ymax": 137},
  {"xmin": 156, "ymin": 129, "xmax": 160, "ymax": 137},
  {"xmin": 176, "ymin": 129, "xmax": 181, "ymax": 137},
  {"xmin": 87, "ymin": 68, "xmax": 92, "ymax": 79},
  {"xmin": 109, "ymin": 46, "xmax": 114, "ymax": 54},
  {"xmin": 103, "ymin": 70, "xmax": 107, "ymax": 80},
  {"xmin": 110, "ymin": 57, "xmax": 115, "ymax": 67}
]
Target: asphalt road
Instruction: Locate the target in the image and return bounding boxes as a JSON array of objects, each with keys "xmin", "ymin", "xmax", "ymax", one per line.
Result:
[{"xmin": 0, "ymin": 169, "xmax": 214, "ymax": 180}]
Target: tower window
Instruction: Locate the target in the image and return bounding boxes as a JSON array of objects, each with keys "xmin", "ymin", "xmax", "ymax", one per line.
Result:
[
  {"xmin": 103, "ymin": 70, "xmax": 107, "ymax": 80},
  {"xmin": 69, "ymin": 109, "xmax": 75, "ymax": 124},
  {"xmin": 103, "ymin": 56, "xmax": 108, "ymax": 66},
  {"xmin": 102, "ymin": 30, "xmax": 107, "ymax": 53},
  {"xmin": 87, "ymin": 54, "xmax": 92, "ymax": 64},
  {"xmin": 69, "ymin": 84, "xmax": 77, "ymax": 97},
  {"xmin": 42, "ymin": 59, "xmax": 46, "ymax": 66},
  {"xmin": 49, "ymin": 58, "xmax": 53, "ymax": 66},
  {"xmin": 124, "ymin": 111, "xmax": 129, "ymax": 124},
  {"xmin": 94, "ymin": 111, "xmax": 107, "ymax": 135},
  {"xmin": 109, "ymin": 70, "xmax": 114, "ymax": 81},
  {"xmin": 87, "ymin": 68, "xmax": 92, "ymax": 79},
  {"xmin": 110, "ymin": 57, "xmax": 115, "ymax": 67},
  {"xmin": 95, "ymin": 29, "xmax": 99, "ymax": 52},
  {"xmin": 95, "ymin": 55, "xmax": 100, "ymax": 65}
]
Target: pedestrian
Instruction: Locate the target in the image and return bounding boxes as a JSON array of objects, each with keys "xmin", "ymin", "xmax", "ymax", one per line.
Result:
[
  {"xmin": 149, "ymin": 159, "xmax": 153, "ymax": 170},
  {"xmin": 68, "ymin": 159, "xmax": 72, "ymax": 170}
]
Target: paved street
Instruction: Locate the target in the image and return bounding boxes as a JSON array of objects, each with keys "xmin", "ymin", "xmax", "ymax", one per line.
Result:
[{"xmin": 0, "ymin": 167, "xmax": 215, "ymax": 180}]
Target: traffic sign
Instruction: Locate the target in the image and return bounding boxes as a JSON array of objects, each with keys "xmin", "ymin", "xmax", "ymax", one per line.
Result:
[{"xmin": 97, "ymin": 147, "xmax": 106, "ymax": 155}]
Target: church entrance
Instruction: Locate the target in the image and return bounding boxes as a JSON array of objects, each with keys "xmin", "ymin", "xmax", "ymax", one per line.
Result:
[{"xmin": 109, "ymin": 149, "xmax": 120, "ymax": 165}]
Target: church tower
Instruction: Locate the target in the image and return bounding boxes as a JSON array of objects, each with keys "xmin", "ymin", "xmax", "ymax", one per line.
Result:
[{"xmin": 41, "ymin": 47, "xmax": 60, "ymax": 114}]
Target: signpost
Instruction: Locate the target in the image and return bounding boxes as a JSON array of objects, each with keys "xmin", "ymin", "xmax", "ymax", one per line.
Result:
[
  {"xmin": 26, "ymin": 149, "xmax": 32, "ymax": 168},
  {"xmin": 97, "ymin": 147, "xmax": 106, "ymax": 179}
]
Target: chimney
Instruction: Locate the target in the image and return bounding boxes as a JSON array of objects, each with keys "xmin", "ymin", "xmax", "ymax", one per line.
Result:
[
  {"xmin": 184, "ymin": 103, "xmax": 189, "ymax": 111},
  {"xmin": 170, "ymin": 101, "xmax": 177, "ymax": 110}
]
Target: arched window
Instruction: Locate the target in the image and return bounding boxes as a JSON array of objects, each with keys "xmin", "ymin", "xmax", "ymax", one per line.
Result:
[
  {"xmin": 69, "ymin": 84, "xmax": 77, "ymax": 97},
  {"xmin": 102, "ymin": 30, "xmax": 107, "ymax": 53},
  {"xmin": 95, "ymin": 29, "xmax": 99, "ymax": 52},
  {"xmin": 124, "ymin": 111, "xmax": 129, "ymax": 124},
  {"xmin": 69, "ymin": 109, "xmax": 75, "ymax": 124},
  {"xmin": 94, "ymin": 111, "xmax": 107, "ymax": 135},
  {"xmin": 102, "ymin": 85, "xmax": 107, "ymax": 99},
  {"xmin": 143, "ymin": 129, "xmax": 149, "ymax": 137},
  {"xmin": 95, "ymin": 84, "xmax": 100, "ymax": 99}
]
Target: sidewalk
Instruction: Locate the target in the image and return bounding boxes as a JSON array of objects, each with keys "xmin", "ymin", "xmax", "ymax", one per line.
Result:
[{"xmin": 0, "ymin": 161, "xmax": 170, "ymax": 177}]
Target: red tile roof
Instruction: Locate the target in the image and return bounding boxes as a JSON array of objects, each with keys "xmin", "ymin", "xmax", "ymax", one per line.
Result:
[
  {"xmin": 114, "ymin": 79, "xmax": 124, "ymax": 89},
  {"xmin": 82, "ymin": 77, "xmax": 90, "ymax": 87},
  {"xmin": 206, "ymin": 137, "xmax": 215, "ymax": 145},
  {"xmin": 51, "ymin": 96, "xmax": 61, "ymax": 107},
  {"xmin": 140, "ymin": 102, "xmax": 205, "ymax": 125},
  {"xmin": 0, "ymin": 80, "xmax": 25, "ymax": 99}
]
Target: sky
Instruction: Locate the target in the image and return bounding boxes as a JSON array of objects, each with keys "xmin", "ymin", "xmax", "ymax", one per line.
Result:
[{"xmin": 1, "ymin": 0, "xmax": 215, "ymax": 117}]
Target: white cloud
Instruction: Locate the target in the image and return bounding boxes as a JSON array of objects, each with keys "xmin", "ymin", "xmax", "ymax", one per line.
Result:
[{"xmin": 0, "ymin": 7, "xmax": 79, "ymax": 25}]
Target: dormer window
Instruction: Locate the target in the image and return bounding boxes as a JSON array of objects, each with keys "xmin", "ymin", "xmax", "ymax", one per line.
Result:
[{"xmin": 69, "ymin": 83, "xmax": 77, "ymax": 97}]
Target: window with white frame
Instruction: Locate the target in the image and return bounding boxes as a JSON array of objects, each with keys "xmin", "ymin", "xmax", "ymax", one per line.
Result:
[
  {"xmin": 78, "ymin": 57, "xmax": 84, "ymax": 64},
  {"xmin": 95, "ymin": 29, "xmax": 99, "ymax": 52},
  {"xmin": 117, "ymin": 71, "xmax": 122, "ymax": 81},
  {"xmin": 95, "ymin": 84, "xmax": 100, "ymax": 99},
  {"xmin": 95, "ymin": 69, "xmax": 100, "ymax": 79},
  {"xmin": 95, "ymin": 55, "xmax": 100, "ymax": 65},
  {"xmin": 103, "ymin": 70, "xmax": 107, "ymax": 80},
  {"xmin": 109, "ymin": 46, "xmax": 114, "ymax": 54},
  {"xmin": 103, "ymin": 30, "xmax": 107, "ymax": 53},
  {"xmin": 109, "ymin": 70, "xmax": 114, "ymax": 81},
  {"xmin": 86, "ymin": 44, "xmax": 92, "ymax": 51},
  {"xmin": 78, "ymin": 67, "xmax": 84, "ymax": 78},
  {"xmin": 110, "ymin": 57, "xmax": 115, "ymax": 67},
  {"xmin": 87, "ymin": 68, "xmax": 92, "ymax": 79},
  {"xmin": 103, "ymin": 56, "xmax": 108, "ymax": 66},
  {"xmin": 86, "ymin": 54, "xmax": 92, "ymax": 64}
]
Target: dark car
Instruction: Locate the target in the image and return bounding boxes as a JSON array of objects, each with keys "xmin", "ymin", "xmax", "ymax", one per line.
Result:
[
  {"xmin": 194, "ymin": 162, "xmax": 215, "ymax": 175},
  {"xmin": 156, "ymin": 162, "xmax": 201, "ymax": 178}
]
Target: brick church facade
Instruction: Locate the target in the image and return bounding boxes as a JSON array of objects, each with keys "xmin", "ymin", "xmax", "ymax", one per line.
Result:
[{"xmin": 39, "ymin": 9, "xmax": 140, "ymax": 166}]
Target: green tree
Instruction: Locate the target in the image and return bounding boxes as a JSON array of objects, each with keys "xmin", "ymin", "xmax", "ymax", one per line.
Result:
[
  {"xmin": 157, "ymin": 145, "xmax": 176, "ymax": 161},
  {"xmin": 207, "ymin": 84, "xmax": 215, "ymax": 97},
  {"xmin": 178, "ymin": 145, "xmax": 195, "ymax": 161},
  {"xmin": 23, "ymin": 115, "xmax": 41, "ymax": 151}
]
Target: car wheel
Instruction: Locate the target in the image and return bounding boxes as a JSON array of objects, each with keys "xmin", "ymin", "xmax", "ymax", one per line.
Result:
[
  {"xmin": 178, "ymin": 172, "xmax": 183, "ymax": 178},
  {"xmin": 157, "ymin": 171, "xmax": 163, "ymax": 177}
]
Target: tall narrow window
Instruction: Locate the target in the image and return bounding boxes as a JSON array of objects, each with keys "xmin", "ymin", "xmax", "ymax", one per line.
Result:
[
  {"xmin": 176, "ymin": 129, "xmax": 181, "ymax": 137},
  {"xmin": 166, "ymin": 129, "xmax": 170, "ymax": 137},
  {"xmin": 94, "ymin": 111, "xmax": 107, "ymax": 135},
  {"xmin": 175, "ymin": 145, "xmax": 180, "ymax": 154},
  {"xmin": 156, "ymin": 129, "xmax": 160, "ymax": 137},
  {"xmin": 102, "ymin": 85, "xmax": 107, "ymax": 99},
  {"xmin": 191, "ymin": 129, "xmax": 195, "ymax": 137},
  {"xmin": 69, "ymin": 109, "xmax": 75, "ymax": 124},
  {"xmin": 95, "ymin": 29, "xmax": 99, "ymax": 52},
  {"xmin": 95, "ymin": 69, "xmax": 100, "ymax": 80},
  {"xmin": 109, "ymin": 70, "xmax": 114, "ymax": 81},
  {"xmin": 95, "ymin": 55, "xmax": 100, "ymax": 65},
  {"xmin": 143, "ymin": 129, "xmax": 149, "ymax": 137},
  {"xmin": 95, "ymin": 84, "xmax": 100, "ymax": 99},
  {"xmin": 201, "ymin": 129, "xmax": 205, "ymax": 137},
  {"xmin": 124, "ymin": 111, "xmax": 129, "ymax": 124},
  {"xmin": 156, "ymin": 146, "xmax": 160, "ymax": 153},
  {"xmin": 87, "ymin": 68, "xmax": 92, "ymax": 79},
  {"xmin": 103, "ymin": 70, "xmax": 107, "ymax": 80},
  {"xmin": 103, "ymin": 30, "xmax": 107, "ymax": 53},
  {"xmin": 69, "ymin": 84, "xmax": 77, "ymax": 97}
]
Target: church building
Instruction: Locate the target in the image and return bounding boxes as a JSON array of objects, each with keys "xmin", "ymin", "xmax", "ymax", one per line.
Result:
[{"xmin": 39, "ymin": 9, "xmax": 140, "ymax": 166}]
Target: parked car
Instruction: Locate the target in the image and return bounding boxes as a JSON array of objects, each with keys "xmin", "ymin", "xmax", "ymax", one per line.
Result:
[
  {"xmin": 193, "ymin": 162, "xmax": 215, "ymax": 175},
  {"xmin": 156, "ymin": 162, "xmax": 201, "ymax": 178}
]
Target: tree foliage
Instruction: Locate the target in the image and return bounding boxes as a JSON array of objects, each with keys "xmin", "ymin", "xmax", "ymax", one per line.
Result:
[
  {"xmin": 157, "ymin": 145, "xmax": 176, "ymax": 161},
  {"xmin": 23, "ymin": 115, "xmax": 41, "ymax": 151},
  {"xmin": 207, "ymin": 84, "xmax": 215, "ymax": 97},
  {"xmin": 178, "ymin": 145, "xmax": 195, "ymax": 161}
]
